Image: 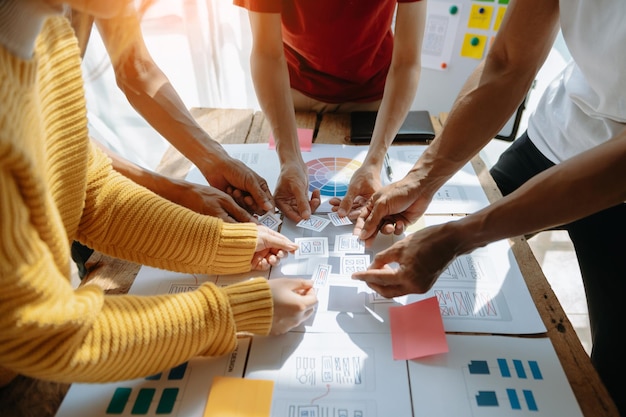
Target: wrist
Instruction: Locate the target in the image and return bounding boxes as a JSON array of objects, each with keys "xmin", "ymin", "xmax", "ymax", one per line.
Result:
[
  {"xmin": 222, "ymin": 278, "xmax": 273, "ymax": 335},
  {"xmin": 363, "ymin": 142, "xmax": 390, "ymax": 168},
  {"xmin": 182, "ymin": 134, "xmax": 229, "ymax": 169},
  {"xmin": 275, "ymin": 136, "xmax": 305, "ymax": 165},
  {"xmin": 451, "ymin": 213, "xmax": 492, "ymax": 255},
  {"xmin": 150, "ymin": 174, "xmax": 187, "ymax": 203}
]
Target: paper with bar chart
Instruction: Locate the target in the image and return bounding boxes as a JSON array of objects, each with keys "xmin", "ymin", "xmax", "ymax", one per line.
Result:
[
  {"xmin": 55, "ymin": 338, "xmax": 250, "ymax": 417},
  {"xmin": 408, "ymin": 335, "xmax": 584, "ymax": 416}
]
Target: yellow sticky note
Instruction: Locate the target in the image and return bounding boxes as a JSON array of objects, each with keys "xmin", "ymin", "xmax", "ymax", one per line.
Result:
[
  {"xmin": 493, "ymin": 6, "xmax": 507, "ymax": 31},
  {"xmin": 203, "ymin": 376, "xmax": 274, "ymax": 417},
  {"xmin": 467, "ymin": 4, "xmax": 494, "ymax": 30},
  {"xmin": 460, "ymin": 34, "xmax": 487, "ymax": 59}
]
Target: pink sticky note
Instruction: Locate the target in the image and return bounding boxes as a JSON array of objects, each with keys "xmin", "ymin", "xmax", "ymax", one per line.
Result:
[
  {"xmin": 389, "ymin": 296, "xmax": 449, "ymax": 360},
  {"xmin": 268, "ymin": 128, "xmax": 313, "ymax": 152}
]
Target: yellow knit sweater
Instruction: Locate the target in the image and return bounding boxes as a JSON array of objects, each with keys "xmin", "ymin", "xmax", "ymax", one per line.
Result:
[{"xmin": 0, "ymin": 16, "xmax": 272, "ymax": 384}]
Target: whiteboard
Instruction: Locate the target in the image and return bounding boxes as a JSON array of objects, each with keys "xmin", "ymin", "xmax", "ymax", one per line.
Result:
[{"xmin": 411, "ymin": 0, "xmax": 524, "ymax": 141}]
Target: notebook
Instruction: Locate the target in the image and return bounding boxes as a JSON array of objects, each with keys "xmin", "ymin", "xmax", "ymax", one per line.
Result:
[{"xmin": 349, "ymin": 110, "xmax": 436, "ymax": 143}]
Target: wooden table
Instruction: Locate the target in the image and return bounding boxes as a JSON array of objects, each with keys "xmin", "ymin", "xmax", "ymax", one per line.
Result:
[{"xmin": 1, "ymin": 108, "xmax": 618, "ymax": 417}]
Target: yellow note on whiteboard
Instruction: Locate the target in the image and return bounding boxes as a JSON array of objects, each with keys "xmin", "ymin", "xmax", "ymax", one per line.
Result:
[
  {"xmin": 460, "ymin": 34, "xmax": 488, "ymax": 59},
  {"xmin": 203, "ymin": 376, "xmax": 274, "ymax": 417},
  {"xmin": 467, "ymin": 4, "xmax": 494, "ymax": 30},
  {"xmin": 493, "ymin": 6, "xmax": 507, "ymax": 31}
]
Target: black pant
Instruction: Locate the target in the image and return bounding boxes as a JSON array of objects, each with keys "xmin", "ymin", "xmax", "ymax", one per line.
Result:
[
  {"xmin": 71, "ymin": 241, "xmax": 94, "ymax": 280},
  {"xmin": 490, "ymin": 132, "xmax": 626, "ymax": 416}
]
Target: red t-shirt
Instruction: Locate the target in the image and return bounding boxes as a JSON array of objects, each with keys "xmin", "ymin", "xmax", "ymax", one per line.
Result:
[{"xmin": 235, "ymin": 0, "xmax": 421, "ymax": 103}]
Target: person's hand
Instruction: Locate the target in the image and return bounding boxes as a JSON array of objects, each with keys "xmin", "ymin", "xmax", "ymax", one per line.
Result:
[
  {"xmin": 329, "ymin": 163, "xmax": 382, "ymax": 220},
  {"xmin": 251, "ymin": 225, "xmax": 299, "ymax": 270},
  {"xmin": 199, "ymin": 154, "xmax": 274, "ymax": 216},
  {"xmin": 274, "ymin": 160, "xmax": 321, "ymax": 222},
  {"xmin": 166, "ymin": 178, "xmax": 259, "ymax": 223},
  {"xmin": 352, "ymin": 222, "xmax": 460, "ymax": 298},
  {"xmin": 353, "ymin": 175, "xmax": 432, "ymax": 246},
  {"xmin": 268, "ymin": 278, "xmax": 318, "ymax": 335}
]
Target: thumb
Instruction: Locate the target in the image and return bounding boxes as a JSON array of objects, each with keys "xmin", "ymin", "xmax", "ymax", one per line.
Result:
[{"xmin": 338, "ymin": 189, "xmax": 357, "ymax": 217}]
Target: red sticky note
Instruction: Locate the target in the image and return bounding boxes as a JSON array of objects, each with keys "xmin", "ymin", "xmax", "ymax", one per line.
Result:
[
  {"xmin": 268, "ymin": 128, "xmax": 313, "ymax": 152},
  {"xmin": 389, "ymin": 296, "xmax": 449, "ymax": 360}
]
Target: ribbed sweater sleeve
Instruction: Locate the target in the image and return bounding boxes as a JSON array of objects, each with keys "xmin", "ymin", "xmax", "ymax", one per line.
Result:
[
  {"xmin": 78, "ymin": 143, "xmax": 258, "ymax": 275},
  {"xmin": 0, "ymin": 16, "xmax": 273, "ymax": 385},
  {"xmin": 0, "ymin": 236, "xmax": 272, "ymax": 382}
]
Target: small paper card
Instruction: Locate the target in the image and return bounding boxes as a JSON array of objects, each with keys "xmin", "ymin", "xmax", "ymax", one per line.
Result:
[
  {"xmin": 340, "ymin": 255, "xmax": 370, "ymax": 275},
  {"xmin": 334, "ymin": 234, "xmax": 365, "ymax": 254},
  {"xmin": 312, "ymin": 264, "xmax": 332, "ymax": 289},
  {"xmin": 327, "ymin": 212, "xmax": 353, "ymax": 226},
  {"xmin": 296, "ymin": 215, "xmax": 331, "ymax": 232},
  {"xmin": 257, "ymin": 212, "xmax": 282, "ymax": 230},
  {"xmin": 295, "ymin": 237, "xmax": 329, "ymax": 259}
]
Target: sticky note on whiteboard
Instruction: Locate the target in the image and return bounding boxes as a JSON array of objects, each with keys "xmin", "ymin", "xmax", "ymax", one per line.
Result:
[
  {"xmin": 467, "ymin": 4, "xmax": 494, "ymax": 30},
  {"xmin": 460, "ymin": 33, "xmax": 487, "ymax": 59},
  {"xmin": 493, "ymin": 6, "xmax": 507, "ymax": 31}
]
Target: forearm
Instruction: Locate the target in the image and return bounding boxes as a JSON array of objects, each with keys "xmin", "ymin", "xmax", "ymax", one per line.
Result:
[
  {"xmin": 366, "ymin": 0, "xmax": 425, "ymax": 166},
  {"xmin": 97, "ymin": 16, "xmax": 228, "ymax": 173},
  {"xmin": 250, "ymin": 53, "xmax": 302, "ymax": 166},
  {"xmin": 119, "ymin": 70, "xmax": 229, "ymax": 167},
  {"xmin": 417, "ymin": 0, "xmax": 559, "ymax": 187},
  {"xmin": 453, "ymin": 134, "xmax": 626, "ymax": 253},
  {"xmin": 365, "ymin": 62, "xmax": 421, "ymax": 167},
  {"xmin": 1, "ymin": 270, "xmax": 271, "ymax": 383},
  {"xmin": 96, "ymin": 140, "xmax": 193, "ymax": 205},
  {"xmin": 80, "ymin": 144, "xmax": 258, "ymax": 274}
]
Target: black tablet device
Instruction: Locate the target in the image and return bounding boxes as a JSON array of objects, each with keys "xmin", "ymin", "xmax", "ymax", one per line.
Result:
[{"xmin": 349, "ymin": 110, "xmax": 436, "ymax": 143}]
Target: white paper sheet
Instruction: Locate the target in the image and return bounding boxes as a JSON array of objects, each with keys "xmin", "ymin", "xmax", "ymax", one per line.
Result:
[
  {"xmin": 244, "ymin": 333, "xmax": 583, "ymax": 417},
  {"xmin": 408, "ymin": 334, "xmax": 584, "ymax": 416},
  {"xmin": 186, "ymin": 143, "xmax": 490, "ymax": 215},
  {"xmin": 245, "ymin": 332, "xmax": 413, "ymax": 417},
  {"xmin": 55, "ymin": 338, "xmax": 250, "ymax": 417},
  {"xmin": 272, "ymin": 216, "xmax": 545, "ymax": 335}
]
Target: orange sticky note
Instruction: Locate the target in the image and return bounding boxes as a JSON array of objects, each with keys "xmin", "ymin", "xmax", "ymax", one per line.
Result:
[
  {"xmin": 389, "ymin": 296, "xmax": 448, "ymax": 360},
  {"xmin": 203, "ymin": 376, "xmax": 274, "ymax": 417},
  {"xmin": 268, "ymin": 128, "xmax": 313, "ymax": 152}
]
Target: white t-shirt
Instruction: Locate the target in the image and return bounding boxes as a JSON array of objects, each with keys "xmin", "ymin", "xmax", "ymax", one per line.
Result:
[{"xmin": 528, "ymin": 0, "xmax": 626, "ymax": 163}]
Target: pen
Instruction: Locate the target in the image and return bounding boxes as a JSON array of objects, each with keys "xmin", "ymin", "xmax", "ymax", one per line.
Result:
[{"xmin": 384, "ymin": 153, "xmax": 393, "ymax": 181}]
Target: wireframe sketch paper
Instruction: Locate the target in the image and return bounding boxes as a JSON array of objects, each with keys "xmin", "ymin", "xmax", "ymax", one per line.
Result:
[
  {"xmin": 186, "ymin": 143, "xmax": 490, "ymax": 214},
  {"xmin": 245, "ymin": 331, "xmax": 414, "ymax": 417},
  {"xmin": 273, "ymin": 216, "xmax": 546, "ymax": 335},
  {"xmin": 244, "ymin": 332, "xmax": 583, "ymax": 417}
]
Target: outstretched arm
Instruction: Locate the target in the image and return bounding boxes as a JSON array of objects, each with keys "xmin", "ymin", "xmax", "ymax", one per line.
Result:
[
  {"xmin": 94, "ymin": 141, "xmax": 258, "ymax": 222},
  {"xmin": 353, "ymin": 131, "xmax": 626, "ymax": 297},
  {"xmin": 335, "ymin": 1, "xmax": 427, "ymax": 218},
  {"xmin": 247, "ymin": 10, "xmax": 320, "ymax": 222},
  {"xmin": 94, "ymin": 11, "xmax": 273, "ymax": 214},
  {"xmin": 356, "ymin": 0, "xmax": 561, "ymax": 242}
]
